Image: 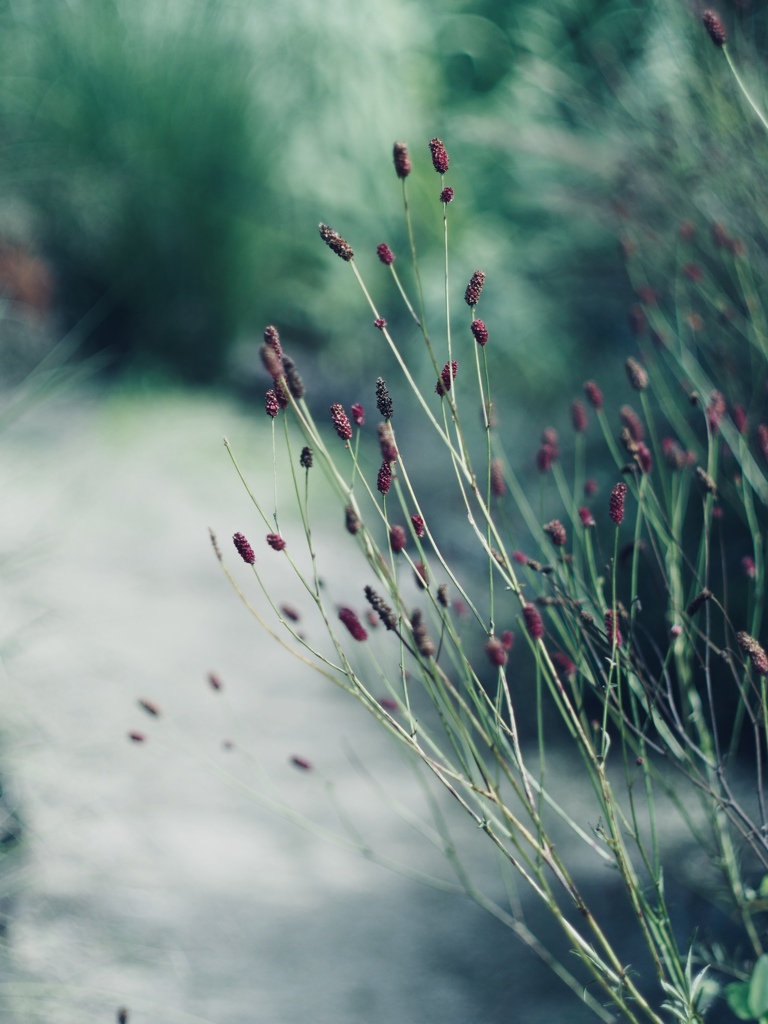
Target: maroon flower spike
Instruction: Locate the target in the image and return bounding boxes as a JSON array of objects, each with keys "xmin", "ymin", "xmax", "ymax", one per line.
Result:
[
  {"xmin": 620, "ymin": 405, "xmax": 645, "ymax": 442},
  {"xmin": 376, "ymin": 378, "xmax": 394, "ymax": 420},
  {"xmin": 260, "ymin": 342, "xmax": 283, "ymax": 380},
  {"xmin": 233, "ymin": 532, "xmax": 256, "ymax": 565},
  {"xmin": 351, "ymin": 403, "xmax": 365, "ymax": 426},
  {"xmin": 428, "ymin": 137, "xmax": 449, "ymax": 174},
  {"xmin": 414, "ymin": 561, "xmax": 428, "ymax": 589},
  {"xmin": 536, "ymin": 443, "xmax": 557, "ymax": 473},
  {"xmin": 742, "ymin": 556, "xmax": 756, "ymax": 579},
  {"xmin": 338, "ymin": 607, "xmax": 368, "ymax": 641},
  {"xmin": 208, "ymin": 672, "xmax": 223, "ymax": 691},
  {"xmin": 579, "ymin": 507, "xmax": 596, "ymax": 528},
  {"xmin": 552, "ymin": 652, "xmax": 576, "ymax": 680},
  {"xmin": 523, "ymin": 604, "xmax": 544, "ymax": 640},
  {"xmin": 411, "ymin": 514, "xmax": 425, "ymax": 538},
  {"xmin": 389, "ymin": 524, "xmax": 407, "ymax": 553},
  {"xmin": 377, "ymin": 243, "xmax": 395, "ymax": 265},
  {"xmin": 377, "ymin": 422, "xmax": 398, "ymax": 462},
  {"xmin": 471, "ymin": 319, "xmax": 488, "ymax": 346},
  {"xmin": 707, "ymin": 390, "xmax": 726, "ymax": 432},
  {"xmin": 584, "ymin": 380, "xmax": 603, "ymax": 410},
  {"xmin": 464, "ymin": 270, "xmax": 486, "ymax": 307},
  {"xmin": 290, "ymin": 755, "xmax": 313, "ymax": 771},
  {"xmin": 662, "ymin": 437, "xmax": 686, "ymax": 470},
  {"xmin": 281, "ymin": 604, "xmax": 301, "ymax": 622},
  {"xmin": 440, "ymin": 187, "xmax": 454, "ymax": 203},
  {"xmin": 609, "ymin": 482, "xmax": 628, "ymax": 525},
  {"xmin": 703, "ymin": 10, "xmax": 727, "ymax": 46},
  {"xmin": 331, "ymin": 403, "xmax": 353, "ymax": 441},
  {"xmin": 263, "ymin": 324, "xmax": 283, "ymax": 359},
  {"xmin": 491, "ymin": 459, "xmax": 506, "ymax": 497},
  {"xmin": 605, "ymin": 610, "xmax": 623, "ymax": 648},
  {"xmin": 266, "ymin": 533, "xmax": 286, "ymax": 551},
  {"xmin": 128, "ymin": 732, "xmax": 145, "ymax": 743},
  {"xmin": 571, "ymin": 399, "xmax": 587, "ymax": 433},
  {"xmin": 345, "ymin": 505, "xmax": 361, "ymax": 535},
  {"xmin": 636, "ymin": 442, "xmax": 653, "ymax": 474},
  {"xmin": 584, "ymin": 478, "xmax": 598, "ymax": 497},
  {"xmin": 543, "ymin": 520, "xmax": 567, "ymax": 547},
  {"xmin": 377, "ymin": 461, "xmax": 392, "ymax": 495},
  {"xmin": 501, "ymin": 630, "xmax": 515, "ymax": 651},
  {"xmin": 485, "ymin": 637, "xmax": 507, "ymax": 667},
  {"xmin": 393, "ymin": 141, "xmax": 412, "ymax": 179},
  {"xmin": 265, "ymin": 389, "xmax": 279, "ymax": 418},
  {"xmin": 374, "ymin": 318, "xmax": 387, "ymax": 330},
  {"xmin": 319, "ymin": 223, "xmax": 354, "ymax": 261},
  {"xmin": 737, "ymin": 633, "xmax": 768, "ymax": 675},
  {"xmin": 512, "ymin": 550, "xmax": 529, "ymax": 565},
  {"xmin": 625, "ymin": 357, "xmax": 649, "ymax": 391},
  {"xmin": 435, "ymin": 360, "xmax": 458, "ymax": 396},
  {"xmin": 732, "ymin": 405, "xmax": 747, "ymax": 434}
]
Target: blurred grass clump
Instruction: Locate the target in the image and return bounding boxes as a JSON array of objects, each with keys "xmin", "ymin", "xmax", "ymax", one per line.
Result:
[{"xmin": 0, "ymin": 0, "xmax": 435, "ymax": 383}]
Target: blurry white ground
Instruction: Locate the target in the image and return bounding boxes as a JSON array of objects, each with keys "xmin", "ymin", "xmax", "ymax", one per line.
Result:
[{"xmin": 0, "ymin": 385, "xmax": 607, "ymax": 1024}]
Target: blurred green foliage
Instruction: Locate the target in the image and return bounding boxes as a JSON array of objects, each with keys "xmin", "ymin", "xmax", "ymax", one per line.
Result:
[{"xmin": 2, "ymin": 0, "xmax": 768, "ymax": 396}]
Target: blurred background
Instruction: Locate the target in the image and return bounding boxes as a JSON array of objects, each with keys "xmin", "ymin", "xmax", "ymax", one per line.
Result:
[{"xmin": 0, "ymin": 0, "xmax": 767, "ymax": 1020}]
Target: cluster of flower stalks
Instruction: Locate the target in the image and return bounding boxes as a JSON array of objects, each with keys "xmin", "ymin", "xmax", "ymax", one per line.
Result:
[{"xmin": 214, "ymin": 23, "xmax": 768, "ymax": 1023}]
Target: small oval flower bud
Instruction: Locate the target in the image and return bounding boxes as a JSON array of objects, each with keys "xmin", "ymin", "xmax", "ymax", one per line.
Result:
[
  {"xmin": 265, "ymin": 389, "xmax": 279, "ymax": 418},
  {"xmin": 471, "ymin": 319, "xmax": 488, "ymax": 346},
  {"xmin": 609, "ymin": 482, "xmax": 628, "ymax": 525},
  {"xmin": 579, "ymin": 507, "xmax": 596, "ymax": 528},
  {"xmin": 620, "ymin": 405, "xmax": 644, "ymax": 442},
  {"xmin": 233, "ymin": 532, "xmax": 256, "ymax": 564},
  {"xmin": 523, "ymin": 604, "xmax": 544, "ymax": 639},
  {"xmin": 703, "ymin": 10, "xmax": 727, "ymax": 46},
  {"xmin": 345, "ymin": 505, "xmax": 361, "ymax": 535},
  {"xmin": 393, "ymin": 141, "xmax": 412, "ymax": 178},
  {"xmin": 319, "ymin": 223, "xmax": 354, "ymax": 261},
  {"xmin": 330, "ymin": 403, "xmax": 353, "ymax": 440},
  {"xmin": 376, "ymin": 378, "xmax": 393, "ymax": 420},
  {"xmin": 338, "ymin": 607, "xmax": 368, "ymax": 641},
  {"xmin": 266, "ymin": 533, "xmax": 286, "ymax": 551},
  {"xmin": 485, "ymin": 637, "xmax": 507, "ymax": 667},
  {"xmin": 737, "ymin": 632, "xmax": 768, "ymax": 675},
  {"xmin": 491, "ymin": 459, "xmax": 506, "ymax": 496},
  {"xmin": 300, "ymin": 446, "xmax": 313, "ymax": 469},
  {"xmin": 351, "ymin": 403, "xmax": 365, "ymax": 426},
  {"xmin": 584, "ymin": 380, "xmax": 603, "ymax": 410},
  {"xmin": 377, "ymin": 243, "xmax": 395, "ymax": 265},
  {"xmin": 389, "ymin": 524, "xmax": 407, "ymax": 553},
  {"xmin": 625, "ymin": 357, "xmax": 648, "ymax": 391},
  {"xmin": 464, "ymin": 270, "xmax": 486, "ymax": 307},
  {"xmin": 435, "ymin": 360, "xmax": 458, "ymax": 396},
  {"xmin": 411, "ymin": 514, "xmax": 425, "ymax": 538},
  {"xmin": 440, "ymin": 187, "xmax": 454, "ymax": 203},
  {"xmin": 571, "ymin": 399, "xmax": 587, "ymax": 433},
  {"xmin": 377, "ymin": 462, "xmax": 392, "ymax": 495},
  {"xmin": 428, "ymin": 137, "xmax": 449, "ymax": 174},
  {"xmin": 543, "ymin": 520, "xmax": 567, "ymax": 546},
  {"xmin": 373, "ymin": 318, "xmax": 387, "ymax": 330}
]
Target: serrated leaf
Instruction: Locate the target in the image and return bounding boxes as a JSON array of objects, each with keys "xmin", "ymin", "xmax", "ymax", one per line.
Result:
[
  {"xmin": 750, "ymin": 956, "xmax": 768, "ymax": 1018},
  {"xmin": 725, "ymin": 980, "xmax": 753, "ymax": 1020}
]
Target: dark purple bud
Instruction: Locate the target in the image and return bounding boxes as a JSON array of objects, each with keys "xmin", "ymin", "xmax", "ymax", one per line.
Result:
[
  {"xmin": 265, "ymin": 389, "xmax": 279, "ymax": 418},
  {"xmin": 374, "ymin": 318, "xmax": 387, "ymax": 330},
  {"xmin": 339, "ymin": 607, "xmax": 368, "ymax": 641},
  {"xmin": 440, "ymin": 187, "xmax": 454, "ymax": 203},
  {"xmin": 393, "ymin": 141, "xmax": 412, "ymax": 179},
  {"xmin": 377, "ymin": 243, "xmax": 395, "ymax": 265},
  {"xmin": 485, "ymin": 637, "xmax": 507, "ymax": 667},
  {"xmin": 471, "ymin": 319, "xmax": 488, "ymax": 346},
  {"xmin": 377, "ymin": 461, "xmax": 392, "ymax": 495},
  {"xmin": 428, "ymin": 137, "xmax": 449, "ymax": 174},
  {"xmin": 703, "ymin": 10, "xmax": 727, "ymax": 46},
  {"xmin": 319, "ymin": 223, "xmax": 354, "ymax": 261},
  {"xmin": 233, "ymin": 532, "xmax": 256, "ymax": 564},
  {"xmin": 584, "ymin": 380, "xmax": 603, "ymax": 410},
  {"xmin": 266, "ymin": 533, "xmax": 286, "ymax": 551},
  {"xmin": 390, "ymin": 524, "xmax": 407, "ymax": 553},
  {"xmin": 609, "ymin": 483, "xmax": 628, "ymax": 525},
  {"xmin": 523, "ymin": 604, "xmax": 544, "ymax": 640},
  {"xmin": 411, "ymin": 514, "xmax": 425, "ymax": 538},
  {"xmin": 331, "ymin": 403, "xmax": 353, "ymax": 440},
  {"xmin": 351, "ymin": 403, "xmax": 365, "ymax": 426},
  {"xmin": 464, "ymin": 270, "xmax": 485, "ymax": 307}
]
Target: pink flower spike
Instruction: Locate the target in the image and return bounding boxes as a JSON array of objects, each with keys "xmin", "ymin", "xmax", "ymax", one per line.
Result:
[
  {"xmin": 428, "ymin": 137, "xmax": 449, "ymax": 174},
  {"xmin": 609, "ymin": 483, "xmax": 628, "ymax": 525},
  {"xmin": 523, "ymin": 604, "xmax": 544, "ymax": 640},
  {"xmin": 338, "ymin": 607, "xmax": 368, "ymax": 641},
  {"xmin": 464, "ymin": 270, "xmax": 485, "ymax": 307},
  {"xmin": 266, "ymin": 533, "xmax": 286, "ymax": 551},
  {"xmin": 579, "ymin": 507, "xmax": 596, "ymax": 528},
  {"xmin": 485, "ymin": 637, "xmax": 507, "ymax": 667},
  {"xmin": 377, "ymin": 243, "xmax": 395, "ymax": 265},
  {"xmin": 440, "ymin": 187, "xmax": 454, "ymax": 203},
  {"xmin": 351, "ymin": 403, "xmax": 365, "ymax": 426},
  {"xmin": 330, "ymin": 403, "xmax": 353, "ymax": 441},
  {"xmin": 377, "ymin": 461, "xmax": 392, "ymax": 495},
  {"xmin": 389, "ymin": 524, "xmax": 407, "ymax": 553}
]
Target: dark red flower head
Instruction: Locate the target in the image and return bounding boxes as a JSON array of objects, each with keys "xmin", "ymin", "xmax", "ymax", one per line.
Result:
[
  {"xmin": 584, "ymin": 380, "xmax": 603, "ymax": 410},
  {"xmin": 523, "ymin": 604, "xmax": 544, "ymax": 640},
  {"xmin": 543, "ymin": 520, "xmax": 567, "ymax": 547},
  {"xmin": 331, "ymin": 403, "xmax": 353, "ymax": 440},
  {"xmin": 377, "ymin": 243, "xmax": 395, "ymax": 265},
  {"xmin": 485, "ymin": 637, "xmax": 507, "ymax": 667},
  {"xmin": 571, "ymin": 399, "xmax": 587, "ymax": 433},
  {"xmin": 351, "ymin": 403, "xmax": 365, "ymax": 426},
  {"xmin": 265, "ymin": 389, "xmax": 279, "ymax": 418},
  {"xmin": 319, "ymin": 223, "xmax": 354, "ymax": 261},
  {"xmin": 471, "ymin": 319, "xmax": 488, "ymax": 346},
  {"xmin": 609, "ymin": 482, "xmax": 628, "ymax": 525},
  {"xmin": 266, "ymin": 533, "xmax": 286, "ymax": 551},
  {"xmin": 464, "ymin": 270, "xmax": 486, "ymax": 307},
  {"xmin": 429, "ymin": 137, "xmax": 449, "ymax": 174},
  {"xmin": 338, "ymin": 607, "xmax": 368, "ymax": 641},
  {"xmin": 435, "ymin": 360, "xmax": 458, "ymax": 396},
  {"xmin": 393, "ymin": 141, "xmax": 412, "ymax": 178},
  {"xmin": 703, "ymin": 10, "xmax": 727, "ymax": 46},
  {"xmin": 377, "ymin": 462, "xmax": 392, "ymax": 495},
  {"xmin": 389, "ymin": 524, "xmax": 407, "ymax": 553},
  {"xmin": 411, "ymin": 514, "xmax": 425, "ymax": 538},
  {"xmin": 233, "ymin": 532, "xmax": 255, "ymax": 564},
  {"xmin": 440, "ymin": 187, "xmax": 454, "ymax": 203}
]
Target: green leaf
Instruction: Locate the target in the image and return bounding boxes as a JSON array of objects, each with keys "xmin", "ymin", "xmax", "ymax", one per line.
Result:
[
  {"xmin": 725, "ymin": 980, "xmax": 753, "ymax": 1020},
  {"xmin": 759, "ymin": 875, "xmax": 768, "ymax": 898},
  {"xmin": 750, "ymin": 956, "xmax": 768, "ymax": 1018}
]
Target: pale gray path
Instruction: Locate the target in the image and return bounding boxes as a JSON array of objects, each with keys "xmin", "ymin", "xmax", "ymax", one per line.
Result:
[{"xmin": 0, "ymin": 386, "xmax": 606, "ymax": 1024}]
